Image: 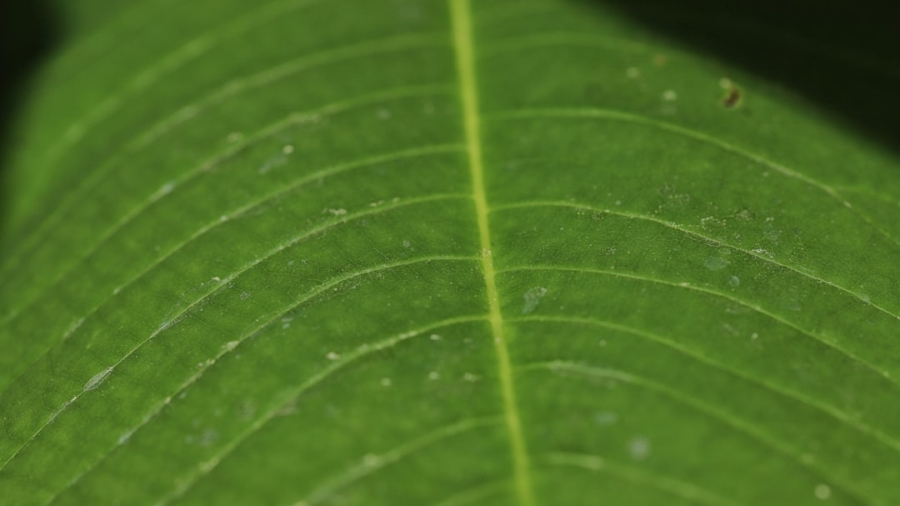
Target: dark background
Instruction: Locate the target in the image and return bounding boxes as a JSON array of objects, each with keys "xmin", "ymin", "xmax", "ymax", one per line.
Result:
[
  {"xmin": 602, "ymin": 0, "xmax": 900, "ymax": 151},
  {"xmin": 0, "ymin": 0, "xmax": 60, "ymax": 239}
]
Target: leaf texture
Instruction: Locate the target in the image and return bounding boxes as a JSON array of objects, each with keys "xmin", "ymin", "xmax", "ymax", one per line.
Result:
[{"xmin": 1, "ymin": 0, "xmax": 899, "ymax": 505}]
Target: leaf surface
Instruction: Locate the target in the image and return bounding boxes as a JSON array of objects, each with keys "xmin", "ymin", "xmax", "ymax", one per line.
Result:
[{"xmin": 1, "ymin": 0, "xmax": 899, "ymax": 505}]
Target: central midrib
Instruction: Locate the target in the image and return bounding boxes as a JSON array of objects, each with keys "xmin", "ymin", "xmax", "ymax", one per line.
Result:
[{"xmin": 449, "ymin": 1, "xmax": 537, "ymax": 505}]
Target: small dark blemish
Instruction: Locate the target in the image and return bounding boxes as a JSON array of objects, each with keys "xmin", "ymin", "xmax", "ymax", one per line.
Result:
[{"xmin": 723, "ymin": 86, "xmax": 742, "ymax": 109}]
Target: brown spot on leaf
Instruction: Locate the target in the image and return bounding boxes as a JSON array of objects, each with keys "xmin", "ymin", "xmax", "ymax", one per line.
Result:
[{"xmin": 723, "ymin": 86, "xmax": 742, "ymax": 108}]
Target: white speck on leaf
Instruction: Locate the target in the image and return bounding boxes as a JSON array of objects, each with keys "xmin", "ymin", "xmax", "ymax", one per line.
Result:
[
  {"xmin": 326, "ymin": 352, "xmax": 340, "ymax": 361},
  {"xmin": 258, "ymin": 154, "xmax": 287, "ymax": 174},
  {"xmin": 381, "ymin": 378, "xmax": 392, "ymax": 387},
  {"xmin": 703, "ymin": 257, "xmax": 730, "ymax": 271},
  {"xmin": 118, "ymin": 429, "xmax": 135, "ymax": 445},
  {"xmin": 325, "ymin": 208, "xmax": 347, "ymax": 216},
  {"xmin": 815, "ymin": 484, "xmax": 831, "ymax": 500},
  {"xmin": 429, "ymin": 334, "xmax": 441, "ymax": 341},
  {"xmin": 701, "ymin": 216, "xmax": 726, "ymax": 228},
  {"xmin": 626, "ymin": 67, "xmax": 640, "ymax": 78},
  {"xmin": 84, "ymin": 367, "xmax": 113, "ymax": 391},
  {"xmin": 629, "ymin": 436, "xmax": 651, "ymax": 460},
  {"xmin": 63, "ymin": 318, "xmax": 85, "ymax": 341},
  {"xmin": 197, "ymin": 429, "xmax": 220, "ymax": 447},
  {"xmin": 294, "ymin": 112, "xmax": 321, "ymax": 124},
  {"xmin": 662, "ymin": 90, "xmax": 677, "ymax": 101},
  {"xmin": 238, "ymin": 399, "xmax": 257, "ymax": 420},
  {"xmin": 282, "ymin": 144, "xmax": 294, "ymax": 154},
  {"xmin": 363, "ymin": 453, "xmax": 382, "ymax": 466},
  {"xmin": 428, "ymin": 371, "xmax": 440, "ymax": 380},
  {"xmin": 522, "ymin": 287, "xmax": 548, "ymax": 314},
  {"xmin": 198, "ymin": 458, "xmax": 219, "ymax": 473},
  {"xmin": 155, "ymin": 182, "xmax": 175, "ymax": 197},
  {"xmin": 48, "ymin": 398, "xmax": 74, "ymax": 424},
  {"xmin": 729, "ymin": 276, "xmax": 740, "ymax": 287},
  {"xmin": 594, "ymin": 411, "xmax": 618, "ymax": 426}
]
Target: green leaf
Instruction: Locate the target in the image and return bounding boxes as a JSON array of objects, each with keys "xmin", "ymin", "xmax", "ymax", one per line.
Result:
[{"xmin": 2, "ymin": 0, "xmax": 899, "ymax": 505}]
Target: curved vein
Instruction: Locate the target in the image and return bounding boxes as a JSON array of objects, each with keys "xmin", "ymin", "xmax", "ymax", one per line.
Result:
[
  {"xmin": 44, "ymin": 313, "xmax": 488, "ymax": 506},
  {"xmin": 285, "ymin": 418, "xmax": 501, "ymax": 506},
  {"xmin": 430, "ymin": 481, "xmax": 510, "ymax": 506},
  {"xmin": 470, "ymin": 3, "xmax": 552, "ymax": 28},
  {"xmin": 0, "ymin": 32, "xmax": 449, "ymax": 283},
  {"xmin": 510, "ymin": 314, "xmax": 900, "ymax": 457},
  {"xmin": 136, "ymin": 37, "xmax": 448, "ymax": 148},
  {"xmin": 40, "ymin": 0, "xmax": 325, "ymax": 172},
  {"xmin": 526, "ymin": 363, "xmax": 874, "ymax": 505},
  {"xmin": 492, "ymin": 200, "xmax": 900, "ymax": 322},
  {"xmin": 0, "ymin": 86, "xmax": 457, "ymax": 328},
  {"xmin": 542, "ymin": 452, "xmax": 744, "ymax": 506},
  {"xmin": 0, "ymin": 197, "xmax": 473, "ymax": 471},
  {"xmin": 832, "ymin": 186, "xmax": 900, "ymax": 207},
  {"xmin": 39, "ymin": 0, "xmax": 195, "ymax": 80},
  {"xmin": 498, "ymin": 264, "xmax": 900, "ymax": 398},
  {"xmin": 480, "ymin": 33, "xmax": 652, "ymax": 58},
  {"xmin": 1, "ymin": 147, "xmax": 465, "ymax": 398},
  {"xmin": 489, "ymin": 108, "xmax": 900, "ymax": 251},
  {"xmin": 148, "ymin": 314, "xmax": 488, "ymax": 506}
]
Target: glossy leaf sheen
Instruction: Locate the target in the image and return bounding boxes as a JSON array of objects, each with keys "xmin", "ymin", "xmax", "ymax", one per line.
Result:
[{"xmin": 1, "ymin": 0, "xmax": 899, "ymax": 505}]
